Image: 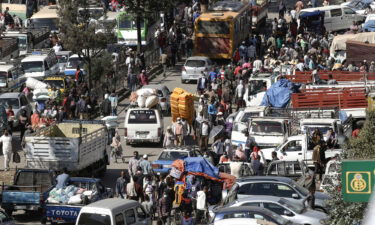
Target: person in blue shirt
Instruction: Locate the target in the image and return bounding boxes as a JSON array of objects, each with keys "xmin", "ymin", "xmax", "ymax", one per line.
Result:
[
  {"xmin": 208, "ymin": 67, "xmax": 217, "ymax": 82},
  {"xmin": 56, "ymin": 167, "xmax": 70, "ymax": 189},
  {"xmin": 208, "ymin": 99, "xmax": 217, "ymax": 125},
  {"xmin": 193, "ymin": 9, "xmax": 200, "ymax": 22}
]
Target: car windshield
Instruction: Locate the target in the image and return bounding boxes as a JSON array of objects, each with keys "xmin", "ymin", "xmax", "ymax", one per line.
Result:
[
  {"xmin": 250, "ymin": 121, "xmax": 283, "ymax": 134},
  {"xmin": 185, "ymin": 60, "xmax": 206, "ymax": 67},
  {"xmin": 0, "ymin": 98, "xmax": 19, "ymax": 109},
  {"xmin": 278, "ymin": 198, "xmax": 304, "ymax": 214},
  {"xmin": 259, "ymin": 208, "xmax": 291, "ymax": 225},
  {"xmin": 0, "ymin": 72, "xmax": 7, "ymax": 82},
  {"xmin": 304, "ymin": 125, "xmax": 331, "ymax": 135},
  {"xmin": 22, "ymin": 61, "xmax": 44, "ymax": 73},
  {"xmin": 240, "ymin": 112, "xmax": 261, "ymax": 122},
  {"xmin": 348, "ymin": 0, "xmax": 368, "ymax": 9},
  {"xmin": 57, "ymin": 55, "xmax": 68, "ymax": 63},
  {"xmin": 18, "ymin": 36, "xmax": 27, "ymax": 50},
  {"xmin": 77, "ymin": 213, "xmax": 111, "ymax": 225},
  {"xmin": 44, "ymin": 80, "xmax": 64, "ymax": 89},
  {"xmin": 197, "ymin": 20, "xmax": 230, "ymax": 34},
  {"xmin": 158, "ymin": 151, "xmax": 189, "ymax": 161},
  {"xmin": 30, "ymin": 18, "xmax": 59, "ymax": 31},
  {"xmin": 128, "ymin": 110, "xmax": 157, "ymax": 124},
  {"xmin": 66, "ymin": 58, "xmax": 84, "ymax": 69}
]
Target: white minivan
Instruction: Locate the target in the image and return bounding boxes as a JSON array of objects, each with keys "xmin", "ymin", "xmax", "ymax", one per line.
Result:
[
  {"xmin": 0, "ymin": 64, "xmax": 16, "ymax": 88},
  {"xmin": 300, "ymin": 5, "xmax": 365, "ymax": 32},
  {"xmin": 124, "ymin": 108, "xmax": 164, "ymax": 145},
  {"xmin": 21, "ymin": 50, "xmax": 59, "ymax": 79},
  {"xmin": 76, "ymin": 198, "xmax": 151, "ymax": 225}
]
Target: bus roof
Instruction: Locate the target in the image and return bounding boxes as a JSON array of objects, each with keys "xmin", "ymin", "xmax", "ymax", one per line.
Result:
[
  {"xmin": 209, "ymin": 1, "xmax": 245, "ymax": 12},
  {"xmin": 31, "ymin": 5, "xmax": 59, "ymax": 19},
  {"xmin": 198, "ymin": 10, "xmax": 243, "ymax": 20}
]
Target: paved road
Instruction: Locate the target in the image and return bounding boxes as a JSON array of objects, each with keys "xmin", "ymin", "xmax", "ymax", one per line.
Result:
[{"xmin": 3, "ymin": 62, "xmax": 198, "ymax": 225}]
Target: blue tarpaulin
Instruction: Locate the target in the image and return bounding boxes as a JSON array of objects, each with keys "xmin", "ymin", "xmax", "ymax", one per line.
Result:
[
  {"xmin": 184, "ymin": 157, "xmax": 220, "ymax": 179},
  {"xmin": 363, "ymin": 20, "xmax": 375, "ymax": 32},
  {"xmin": 260, "ymin": 79, "xmax": 300, "ymax": 108},
  {"xmin": 299, "ymin": 10, "xmax": 324, "ymax": 18}
]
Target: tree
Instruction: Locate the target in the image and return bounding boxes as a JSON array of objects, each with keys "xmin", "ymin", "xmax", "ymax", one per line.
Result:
[
  {"xmin": 58, "ymin": 0, "xmax": 115, "ymax": 90},
  {"xmin": 124, "ymin": 0, "xmax": 173, "ymax": 52},
  {"xmin": 326, "ymin": 110, "xmax": 375, "ymax": 224}
]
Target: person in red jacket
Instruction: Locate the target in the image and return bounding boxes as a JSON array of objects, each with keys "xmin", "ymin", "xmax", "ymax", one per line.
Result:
[{"xmin": 139, "ymin": 70, "xmax": 149, "ymax": 86}]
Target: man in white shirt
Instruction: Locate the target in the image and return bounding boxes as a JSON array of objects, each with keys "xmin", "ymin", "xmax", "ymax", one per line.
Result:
[
  {"xmin": 253, "ymin": 57, "xmax": 263, "ymax": 72},
  {"xmin": 0, "ymin": 130, "xmax": 12, "ymax": 171},
  {"xmin": 200, "ymin": 120, "xmax": 209, "ymax": 151},
  {"xmin": 196, "ymin": 186, "xmax": 208, "ymax": 223}
]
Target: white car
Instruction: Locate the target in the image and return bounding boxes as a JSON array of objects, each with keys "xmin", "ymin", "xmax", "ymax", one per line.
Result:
[
  {"xmin": 214, "ymin": 218, "xmax": 276, "ymax": 225},
  {"xmin": 229, "ymin": 196, "xmax": 328, "ymax": 225},
  {"xmin": 342, "ymin": 0, "xmax": 375, "ymax": 15},
  {"xmin": 181, "ymin": 56, "xmax": 212, "ymax": 83}
]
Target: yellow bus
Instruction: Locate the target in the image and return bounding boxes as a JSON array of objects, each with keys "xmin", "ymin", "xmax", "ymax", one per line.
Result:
[{"xmin": 194, "ymin": 1, "xmax": 252, "ymax": 59}]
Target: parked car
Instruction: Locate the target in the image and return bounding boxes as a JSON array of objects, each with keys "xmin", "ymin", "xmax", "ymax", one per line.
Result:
[
  {"xmin": 362, "ymin": 13, "xmax": 375, "ymax": 31},
  {"xmin": 0, "ymin": 92, "xmax": 32, "ymax": 127},
  {"xmin": 214, "ymin": 218, "xmax": 276, "ymax": 225},
  {"xmin": 0, "ymin": 209, "xmax": 14, "ymax": 225},
  {"xmin": 152, "ymin": 147, "xmax": 203, "ymax": 174},
  {"xmin": 181, "ymin": 56, "xmax": 212, "ymax": 83},
  {"xmin": 342, "ymin": 0, "xmax": 375, "ymax": 15},
  {"xmin": 210, "ymin": 206, "xmax": 294, "ymax": 225},
  {"xmin": 141, "ymin": 84, "xmax": 171, "ymax": 115},
  {"xmin": 320, "ymin": 159, "xmax": 341, "ymax": 192},
  {"xmin": 232, "ymin": 176, "xmax": 330, "ymax": 212},
  {"xmin": 228, "ymin": 196, "xmax": 328, "ymax": 225}
]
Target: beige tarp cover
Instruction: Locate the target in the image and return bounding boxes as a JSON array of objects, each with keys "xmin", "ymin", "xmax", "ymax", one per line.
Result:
[{"xmin": 330, "ymin": 33, "xmax": 375, "ymax": 53}]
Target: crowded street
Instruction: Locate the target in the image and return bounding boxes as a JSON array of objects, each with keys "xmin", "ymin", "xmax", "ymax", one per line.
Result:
[{"xmin": 2, "ymin": 0, "xmax": 375, "ymax": 224}]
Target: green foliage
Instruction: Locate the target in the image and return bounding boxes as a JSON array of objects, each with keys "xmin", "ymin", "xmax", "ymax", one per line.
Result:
[
  {"xmin": 85, "ymin": 51, "xmax": 113, "ymax": 82},
  {"xmin": 58, "ymin": 0, "xmax": 115, "ymax": 89},
  {"xmin": 326, "ymin": 111, "xmax": 375, "ymax": 224}
]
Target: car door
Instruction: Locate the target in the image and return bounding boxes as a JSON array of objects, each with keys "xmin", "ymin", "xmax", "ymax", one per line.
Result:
[
  {"xmin": 279, "ymin": 140, "xmax": 303, "ymax": 162},
  {"xmin": 263, "ymin": 202, "xmax": 295, "ymax": 218},
  {"xmin": 343, "ymin": 7, "xmax": 357, "ymax": 29},
  {"xmin": 329, "ymin": 8, "xmax": 344, "ymax": 31},
  {"xmin": 124, "ymin": 208, "xmax": 137, "ymax": 225}
]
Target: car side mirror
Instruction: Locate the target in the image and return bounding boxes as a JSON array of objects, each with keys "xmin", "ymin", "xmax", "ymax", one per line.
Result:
[
  {"xmin": 284, "ymin": 210, "xmax": 293, "ymax": 217},
  {"xmin": 292, "ymin": 193, "xmax": 299, "ymax": 199}
]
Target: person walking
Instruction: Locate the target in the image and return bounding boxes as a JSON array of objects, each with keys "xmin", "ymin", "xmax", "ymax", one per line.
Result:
[
  {"xmin": 199, "ymin": 120, "xmax": 210, "ymax": 151},
  {"xmin": 108, "ymin": 91, "xmax": 118, "ymax": 116},
  {"xmin": 139, "ymin": 154, "xmax": 153, "ymax": 175},
  {"xmin": 101, "ymin": 94, "xmax": 111, "ymax": 116},
  {"xmin": 197, "ymin": 72, "xmax": 208, "ymax": 94},
  {"xmin": 75, "ymin": 66, "xmax": 83, "ymax": 85},
  {"xmin": 139, "ymin": 70, "xmax": 149, "ymax": 86},
  {"xmin": 18, "ymin": 109, "xmax": 28, "ymax": 142},
  {"xmin": 160, "ymin": 52, "xmax": 168, "ymax": 77},
  {"xmin": 158, "ymin": 190, "xmax": 173, "ymax": 225},
  {"xmin": 196, "ymin": 186, "xmax": 208, "ymax": 224},
  {"xmin": 163, "ymin": 126, "xmax": 175, "ymax": 148},
  {"xmin": 312, "ymin": 144, "xmax": 323, "ymax": 181},
  {"xmin": 173, "ymin": 118, "xmax": 184, "ymax": 146},
  {"xmin": 128, "ymin": 151, "xmax": 140, "ymax": 177},
  {"xmin": 116, "ymin": 171, "xmax": 128, "ymax": 199},
  {"xmin": 235, "ymin": 80, "xmax": 245, "ymax": 111},
  {"xmin": 0, "ymin": 130, "xmax": 12, "ymax": 171}
]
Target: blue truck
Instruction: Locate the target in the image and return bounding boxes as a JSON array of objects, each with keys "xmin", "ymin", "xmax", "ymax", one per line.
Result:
[
  {"xmin": 45, "ymin": 177, "xmax": 113, "ymax": 224},
  {"xmin": 0, "ymin": 169, "xmax": 56, "ymax": 216}
]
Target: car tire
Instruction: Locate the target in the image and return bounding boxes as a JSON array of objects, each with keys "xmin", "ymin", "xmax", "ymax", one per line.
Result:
[{"xmin": 181, "ymin": 79, "xmax": 186, "ymax": 83}]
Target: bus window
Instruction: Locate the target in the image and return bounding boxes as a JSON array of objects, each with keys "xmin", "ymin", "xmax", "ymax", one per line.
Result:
[
  {"xmin": 119, "ymin": 18, "xmax": 132, "ymax": 29},
  {"xmin": 197, "ymin": 21, "xmax": 230, "ymax": 34}
]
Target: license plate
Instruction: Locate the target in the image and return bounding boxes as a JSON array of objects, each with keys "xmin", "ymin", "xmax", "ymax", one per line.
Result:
[
  {"xmin": 15, "ymin": 205, "xmax": 27, "ymax": 209},
  {"xmin": 140, "ymin": 135, "xmax": 147, "ymax": 138}
]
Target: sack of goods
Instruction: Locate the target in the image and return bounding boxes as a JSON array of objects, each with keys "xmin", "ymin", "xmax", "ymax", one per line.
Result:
[
  {"xmin": 135, "ymin": 88, "xmax": 159, "ymax": 108},
  {"xmin": 47, "ymin": 185, "xmax": 95, "ymax": 205},
  {"xmin": 26, "ymin": 77, "xmax": 48, "ymax": 90},
  {"xmin": 171, "ymin": 87, "xmax": 195, "ymax": 124}
]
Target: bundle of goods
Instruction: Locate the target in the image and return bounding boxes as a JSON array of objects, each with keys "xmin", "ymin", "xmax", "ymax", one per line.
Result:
[
  {"xmin": 133, "ymin": 88, "xmax": 159, "ymax": 108},
  {"xmin": 26, "ymin": 77, "xmax": 48, "ymax": 90},
  {"xmin": 170, "ymin": 88, "xmax": 195, "ymax": 124},
  {"xmin": 47, "ymin": 185, "xmax": 95, "ymax": 205}
]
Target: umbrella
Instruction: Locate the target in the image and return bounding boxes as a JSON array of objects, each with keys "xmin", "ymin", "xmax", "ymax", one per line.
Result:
[{"xmin": 209, "ymin": 125, "xmax": 225, "ymax": 140}]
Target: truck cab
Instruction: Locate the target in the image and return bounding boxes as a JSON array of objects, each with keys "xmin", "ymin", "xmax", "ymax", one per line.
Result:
[
  {"xmin": 261, "ymin": 134, "xmax": 342, "ymax": 167},
  {"xmin": 249, "ymin": 117, "xmax": 291, "ymax": 149},
  {"xmin": 0, "ymin": 64, "xmax": 16, "ymax": 88},
  {"xmin": 231, "ymin": 106, "xmax": 269, "ymax": 147},
  {"xmin": 244, "ymin": 73, "xmax": 276, "ymax": 107},
  {"xmin": 0, "ymin": 169, "xmax": 55, "ymax": 216}
]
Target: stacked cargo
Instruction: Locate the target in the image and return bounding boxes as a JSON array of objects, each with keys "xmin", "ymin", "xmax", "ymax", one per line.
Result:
[{"xmin": 171, "ymin": 88, "xmax": 195, "ymax": 124}]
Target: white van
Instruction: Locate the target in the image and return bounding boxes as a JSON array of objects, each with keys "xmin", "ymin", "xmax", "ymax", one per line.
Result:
[
  {"xmin": 21, "ymin": 50, "xmax": 59, "ymax": 79},
  {"xmin": 76, "ymin": 198, "xmax": 151, "ymax": 225},
  {"xmin": 0, "ymin": 64, "xmax": 16, "ymax": 88},
  {"xmin": 300, "ymin": 5, "xmax": 365, "ymax": 32},
  {"xmin": 124, "ymin": 108, "xmax": 164, "ymax": 145}
]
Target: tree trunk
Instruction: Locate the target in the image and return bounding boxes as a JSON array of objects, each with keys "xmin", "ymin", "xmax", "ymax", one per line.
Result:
[
  {"xmin": 86, "ymin": 48, "xmax": 92, "ymax": 92},
  {"xmin": 136, "ymin": 0, "xmax": 142, "ymax": 53}
]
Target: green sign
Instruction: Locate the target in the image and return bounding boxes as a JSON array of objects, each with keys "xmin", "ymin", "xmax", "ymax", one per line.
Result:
[{"xmin": 342, "ymin": 160, "xmax": 375, "ymax": 202}]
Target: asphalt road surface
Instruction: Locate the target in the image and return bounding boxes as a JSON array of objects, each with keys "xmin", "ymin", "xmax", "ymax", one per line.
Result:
[{"xmin": 2, "ymin": 62, "xmax": 198, "ymax": 225}]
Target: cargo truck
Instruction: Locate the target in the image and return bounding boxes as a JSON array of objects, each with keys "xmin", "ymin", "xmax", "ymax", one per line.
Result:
[{"xmin": 24, "ymin": 121, "xmax": 109, "ymax": 176}]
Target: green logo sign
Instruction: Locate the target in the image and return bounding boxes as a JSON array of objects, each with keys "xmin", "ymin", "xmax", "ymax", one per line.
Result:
[{"xmin": 342, "ymin": 160, "xmax": 375, "ymax": 202}]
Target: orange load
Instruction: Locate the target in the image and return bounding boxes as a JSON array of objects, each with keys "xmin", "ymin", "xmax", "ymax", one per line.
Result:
[{"xmin": 171, "ymin": 88, "xmax": 195, "ymax": 124}]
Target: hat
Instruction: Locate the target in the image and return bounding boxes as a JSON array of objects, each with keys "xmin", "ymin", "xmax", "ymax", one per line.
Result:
[
  {"xmin": 142, "ymin": 70, "xmax": 145, "ymax": 72},
  {"xmin": 217, "ymin": 112, "xmax": 223, "ymax": 116},
  {"xmin": 177, "ymin": 117, "xmax": 181, "ymax": 121},
  {"xmin": 143, "ymin": 154, "xmax": 148, "ymax": 159}
]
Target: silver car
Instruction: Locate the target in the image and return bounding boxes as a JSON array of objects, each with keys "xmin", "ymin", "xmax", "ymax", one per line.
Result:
[
  {"xmin": 233, "ymin": 176, "xmax": 330, "ymax": 213},
  {"xmin": 141, "ymin": 85, "xmax": 171, "ymax": 115},
  {"xmin": 230, "ymin": 195, "xmax": 328, "ymax": 225},
  {"xmin": 181, "ymin": 56, "xmax": 212, "ymax": 83},
  {"xmin": 55, "ymin": 51, "xmax": 72, "ymax": 74}
]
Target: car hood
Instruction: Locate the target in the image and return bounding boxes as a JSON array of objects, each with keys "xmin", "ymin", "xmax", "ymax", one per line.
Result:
[{"xmin": 302, "ymin": 208, "xmax": 328, "ymax": 219}]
